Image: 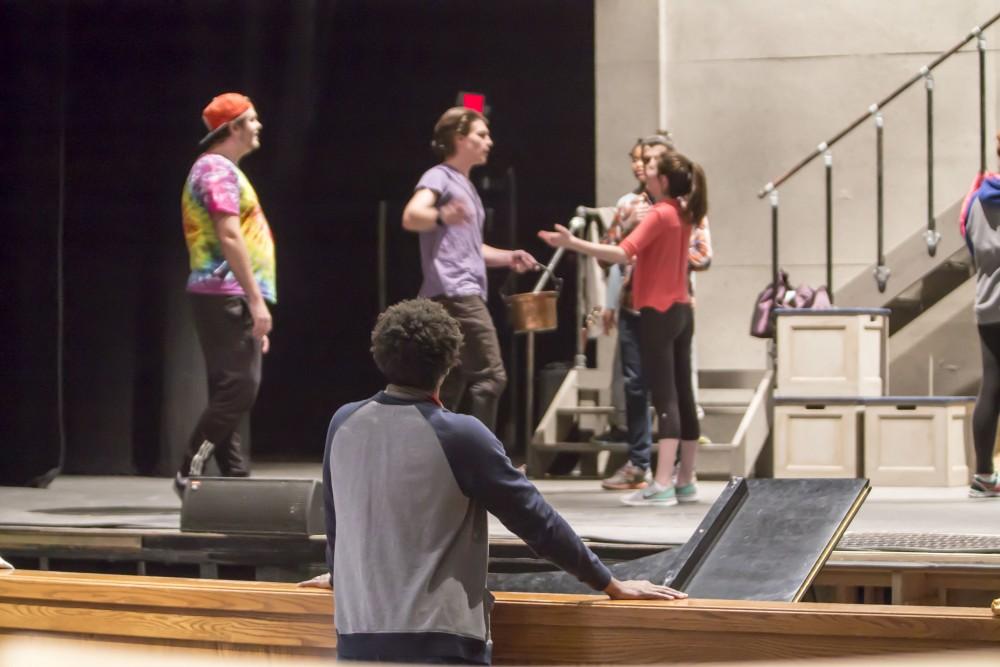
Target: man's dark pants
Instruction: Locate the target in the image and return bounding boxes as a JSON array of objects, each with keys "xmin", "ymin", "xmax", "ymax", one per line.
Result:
[
  {"xmin": 434, "ymin": 295, "xmax": 507, "ymax": 432},
  {"xmin": 181, "ymin": 294, "xmax": 261, "ymax": 477},
  {"xmin": 619, "ymin": 309, "xmax": 653, "ymax": 470}
]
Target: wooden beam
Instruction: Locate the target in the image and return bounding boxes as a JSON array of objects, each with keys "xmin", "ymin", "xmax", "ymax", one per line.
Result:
[
  {"xmin": 1, "ymin": 571, "xmax": 998, "ymax": 663},
  {"xmin": 490, "ymin": 593, "xmax": 1000, "ymax": 663}
]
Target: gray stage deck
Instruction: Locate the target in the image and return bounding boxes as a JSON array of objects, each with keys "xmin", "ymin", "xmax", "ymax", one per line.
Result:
[{"xmin": 1, "ymin": 463, "xmax": 999, "ymax": 549}]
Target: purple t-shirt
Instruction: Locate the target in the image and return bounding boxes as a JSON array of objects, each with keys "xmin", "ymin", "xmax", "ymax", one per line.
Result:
[{"xmin": 414, "ymin": 164, "xmax": 487, "ymax": 301}]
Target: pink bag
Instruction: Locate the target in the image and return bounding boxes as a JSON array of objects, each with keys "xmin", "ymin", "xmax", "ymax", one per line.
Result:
[
  {"xmin": 749, "ymin": 271, "xmax": 789, "ymax": 339},
  {"xmin": 749, "ymin": 271, "xmax": 831, "ymax": 338}
]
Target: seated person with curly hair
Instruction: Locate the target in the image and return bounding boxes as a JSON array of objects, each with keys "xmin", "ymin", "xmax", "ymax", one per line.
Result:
[{"xmin": 311, "ymin": 298, "xmax": 684, "ymax": 664}]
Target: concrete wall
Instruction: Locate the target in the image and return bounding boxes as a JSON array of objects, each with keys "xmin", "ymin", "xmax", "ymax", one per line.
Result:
[
  {"xmin": 595, "ymin": 0, "xmax": 999, "ymax": 371},
  {"xmin": 595, "ymin": 0, "xmax": 662, "ymax": 202}
]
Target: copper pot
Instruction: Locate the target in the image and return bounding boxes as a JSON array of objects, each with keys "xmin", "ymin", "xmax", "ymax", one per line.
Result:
[{"xmin": 502, "ymin": 275, "xmax": 562, "ymax": 334}]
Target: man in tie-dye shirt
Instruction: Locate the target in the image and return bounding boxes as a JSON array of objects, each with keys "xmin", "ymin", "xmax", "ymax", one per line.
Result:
[{"xmin": 176, "ymin": 92, "xmax": 276, "ymax": 496}]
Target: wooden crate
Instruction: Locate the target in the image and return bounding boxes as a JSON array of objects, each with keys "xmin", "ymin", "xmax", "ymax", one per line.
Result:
[
  {"xmin": 775, "ymin": 308, "xmax": 888, "ymax": 397},
  {"xmin": 774, "ymin": 399, "xmax": 862, "ymax": 478},
  {"xmin": 863, "ymin": 397, "xmax": 973, "ymax": 487}
]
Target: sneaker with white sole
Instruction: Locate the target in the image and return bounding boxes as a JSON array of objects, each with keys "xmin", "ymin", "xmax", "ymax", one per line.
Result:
[
  {"xmin": 622, "ymin": 481, "xmax": 677, "ymax": 507},
  {"xmin": 969, "ymin": 473, "xmax": 1000, "ymax": 498},
  {"xmin": 602, "ymin": 462, "xmax": 650, "ymax": 490},
  {"xmin": 675, "ymin": 482, "xmax": 698, "ymax": 504}
]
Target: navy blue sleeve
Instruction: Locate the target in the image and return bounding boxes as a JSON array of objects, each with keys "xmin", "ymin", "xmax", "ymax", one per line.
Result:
[
  {"xmin": 323, "ymin": 398, "xmax": 371, "ymax": 576},
  {"xmin": 425, "ymin": 407, "xmax": 612, "ymax": 591}
]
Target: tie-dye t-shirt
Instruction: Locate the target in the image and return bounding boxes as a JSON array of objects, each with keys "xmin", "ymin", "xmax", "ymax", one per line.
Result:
[{"xmin": 181, "ymin": 153, "xmax": 276, "ymax": 303}]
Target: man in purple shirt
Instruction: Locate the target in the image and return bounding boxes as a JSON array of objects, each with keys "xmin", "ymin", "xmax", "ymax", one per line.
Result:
[{"xmin": 402, "ymin": 107, "xmax": 536, "ymax": 432}]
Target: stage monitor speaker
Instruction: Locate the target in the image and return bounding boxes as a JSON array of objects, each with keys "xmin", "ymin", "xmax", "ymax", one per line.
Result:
[{"xmin": 180, "ymin": 477, "xmax": 324, "ymax": 536}]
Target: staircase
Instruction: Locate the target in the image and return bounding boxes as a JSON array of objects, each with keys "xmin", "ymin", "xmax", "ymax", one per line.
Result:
[
  {"xmin": 835, "ymin": 199, "xmax": 979, "ymax": 396},
  {"xmin": 525, "ymin": 357, "xmax": 773, "ymax": 480},
  {"xmin": 757, "ymin": 11, "xmax": 999, "ymax": 398},
  {"xmin": 524, "ymin": 207, "xmax": 773, "ymax": 480}
]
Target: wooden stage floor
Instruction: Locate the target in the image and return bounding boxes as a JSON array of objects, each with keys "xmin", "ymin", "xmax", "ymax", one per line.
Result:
[
  {"xmin": 2, "ymin": 463, "xmax": 1000, "ymax": 607},
  {"xmin": 2, "ymin": 463, "xmax": 999, "ymax": 547}
]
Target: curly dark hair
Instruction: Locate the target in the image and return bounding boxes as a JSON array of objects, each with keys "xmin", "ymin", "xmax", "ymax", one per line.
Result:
[{"xmin": 371, "ymin": 299, "xmax": 463, "ymax": 390}]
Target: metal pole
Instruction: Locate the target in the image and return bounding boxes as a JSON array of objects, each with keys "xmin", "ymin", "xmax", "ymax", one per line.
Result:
[
  {"xmin": 506, "ymin": 167, "xmax": 520, "ymax": 453},
  {"xmin": 575, "ymin": 233, "xmax": 587, "ymax": 369},
  {"xmin": 533, "ymin": 247, "xmax": 567, "ymax": 292},
  {"xmin": 532, "ymin": 216, "xmax": 582, "ymax": 293},
  {"xmin": 874, "ymin": 111, "xmax": 890, "ymax": 292},
  {"xmin": 978, "ymin": 33, "xmax": 987, "ymax": 174},
  {"xmin": 56, "ymin": 4, "xmax": 69, "ymax": 474},
  {"xmin": 770, "ymin": 190, "xmax": 779, "ymax": 294},
  {"xmin": 524, "ymin": 331, "xmax": 535, "ymax": 461},
  {"xmin": 524, "ymin": 212, "xmax": 584, "ymax": 471},
  {"xmin": 924, "ymin": 71, "xmax": 940, "ymax": 256},
  {"xmin": 377, "ymin": 200, "xmax": 387, "ymax": 312},
  {"xmin": 823, "ymin": 150, "xmax": 833, "ymax": 299}
]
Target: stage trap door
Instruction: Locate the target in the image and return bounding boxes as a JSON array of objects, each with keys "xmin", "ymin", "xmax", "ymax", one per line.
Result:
[
  {"xmin": 663, "ymin": 477, "xmax": 869, "ymax": 601},
  {"xmin": 488, "ymin": 477, "xmax": 869, "ymax": 600}
]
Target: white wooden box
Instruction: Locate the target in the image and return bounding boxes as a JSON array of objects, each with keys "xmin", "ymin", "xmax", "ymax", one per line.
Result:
[
  {"xmin": 775, "ymin": 308, "xmax": 888, "ymax": 397},
  {"xmin": 863, "ymin": 397, "xmax": 972, "ymax": 487},
  {"xmin": 774, "ymin": 400, "xmax": 862, "ymax": 478}
]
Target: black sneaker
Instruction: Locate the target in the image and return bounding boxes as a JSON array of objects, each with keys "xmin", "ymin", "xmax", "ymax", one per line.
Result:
[{"xmin": 592, "ymin": 426, "xmax": 628, "ymax": 445}]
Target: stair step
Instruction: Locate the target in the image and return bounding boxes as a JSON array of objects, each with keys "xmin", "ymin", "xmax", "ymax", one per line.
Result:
[
  {"xmin": 698, "ymin": 440, "xmax": 738, "ymax": 451},
  {"xmin": 700, "ymin": 388, "xmax": 755, "ymax": 403},
  {"xmin": 532, "ymin": 439, "xmax": 739, "ymax": 453},
  {"xmin": 556, "ymin": 406, "xmax": 614, "ymax": 416},
  {"xmin": 530, "ymin": 441, "xmax": 629, "ymax": 454},
  {"xmin": 548, "ymin": 381, "xmax": 756, "ymax": 415},
  {"xmin": 702, "ymin": 402, "xmax": 750, "ymax": 410},
  {"xmin": 556, "ymin": 400, "xmax": 749, "ymax": 417}
]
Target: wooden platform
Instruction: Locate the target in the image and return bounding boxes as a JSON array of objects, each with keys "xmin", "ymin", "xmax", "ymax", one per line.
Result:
[
  {"xmin": 1, "ymin": 570, "xmax": 998, "ymax": 663},
  {"xmin": 3, "ymin": 468, "xmax": 1000, "ymax": 609}
]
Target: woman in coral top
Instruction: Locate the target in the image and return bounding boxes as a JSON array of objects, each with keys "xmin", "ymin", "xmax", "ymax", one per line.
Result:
[{"xmin": 539, "ymin": 151, "xmax": 706, "ymax": 506}]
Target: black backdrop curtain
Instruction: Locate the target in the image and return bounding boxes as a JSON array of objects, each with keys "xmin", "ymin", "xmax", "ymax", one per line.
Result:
[{"xmin": 0, "ymin": 0, "xmax": 595, "ymax": 482}]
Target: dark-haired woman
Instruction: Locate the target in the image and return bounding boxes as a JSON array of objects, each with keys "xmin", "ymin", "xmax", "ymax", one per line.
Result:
[
  {"xmin": 961, "ymin": 131, "xmax": 1000, "ymax": 498},
  {"xmin": 402, "ymin": 107, "xmax": 536, "ymax": 431},
  {"xmin": 540, "ymin": 151, "xmax": 706, "ymax": 506}
]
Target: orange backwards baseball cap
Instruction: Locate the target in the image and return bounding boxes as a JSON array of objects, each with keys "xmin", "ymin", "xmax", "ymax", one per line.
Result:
[{"xmin": 198, "ymin": 93, "xmax": 253, "ymax": 147}]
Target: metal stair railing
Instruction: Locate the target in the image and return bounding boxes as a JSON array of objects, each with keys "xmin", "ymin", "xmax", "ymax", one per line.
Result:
[
  {"xmin": 524, "ymin": 208, "xmax": 601, "ymax": 451},
  {"xmin": 757, "ymin": 10, "xmax": 1000, "ymax": 298}
]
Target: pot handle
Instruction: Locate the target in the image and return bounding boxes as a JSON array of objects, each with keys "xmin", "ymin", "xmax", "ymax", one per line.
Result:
[
  {"xmin": 501, "ymin": 264, "xmax": 560, "ymax": 300},
  {"xmin": 531, "ymin": 262, "xmax": 563, "ymax": 295}
]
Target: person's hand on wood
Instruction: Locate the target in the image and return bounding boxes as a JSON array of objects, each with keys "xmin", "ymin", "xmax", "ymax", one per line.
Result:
[
  {"xmin": 297, "ymin": 572, "xmax": 332, "ymax": 589},
  {"xmin": 604, "ymin": 578, "xmax": 687, "ymax": 600}
]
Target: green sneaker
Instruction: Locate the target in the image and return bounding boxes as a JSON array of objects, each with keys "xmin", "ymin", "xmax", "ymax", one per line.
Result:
[
  {"xmin": 675, "ymin": 482, "xmax": 698, "ymax": 504},
  {"xmin": 622, "ymin": 481, "xmax": 677, "ymax": 507}
]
